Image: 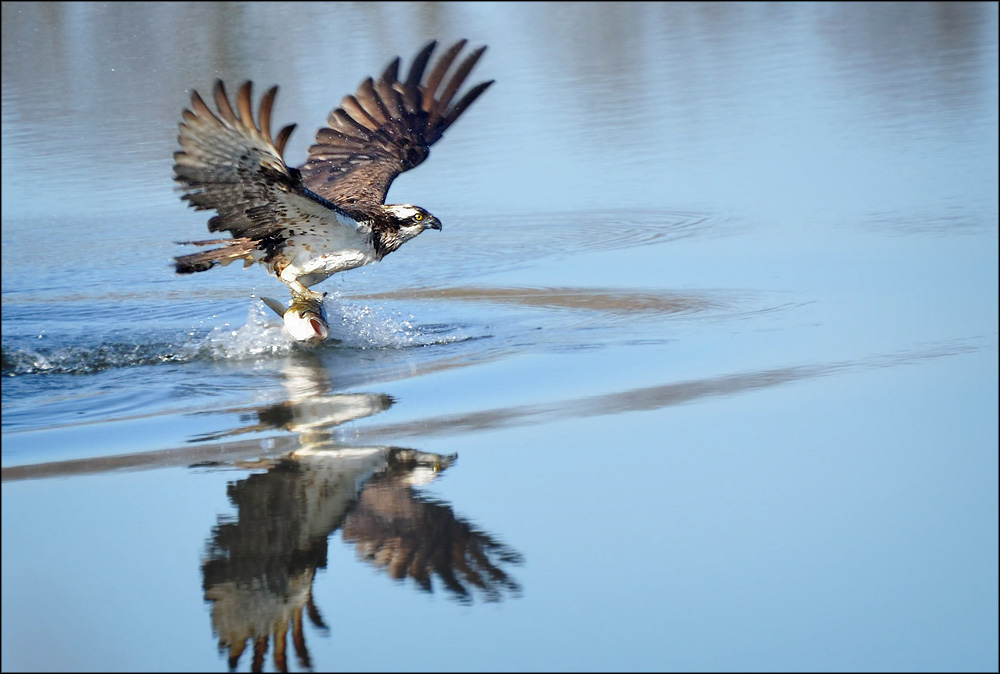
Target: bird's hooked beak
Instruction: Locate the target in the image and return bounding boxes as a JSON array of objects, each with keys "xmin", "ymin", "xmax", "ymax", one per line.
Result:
[{"xmin": 426, "ymin": 215, "xmax": 442, "ymax": 231}]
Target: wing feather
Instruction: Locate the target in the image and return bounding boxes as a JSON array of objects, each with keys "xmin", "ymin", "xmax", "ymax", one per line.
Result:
[
  {"xmin": 380, "ymin": 57, "xmax": 401, "ymax": 86},
  {"xmin": 428, "ymin": 46, "xmax": 487, "ymax": 133},
  {"xmin": 275, "ymin": 123, "xmax": 296, "ymax": 157},
  {"xmin": 406, "ymin": 40, "xmax": 437, "ymax": 89},
  {"xmin": 213, "ymin": 81, "xmax": 238, "ymax": 124},
  {"xmin": 375, "ymin": 76, "xmax": 404, "ymax": 120},
  {"xmin": 330, "ymin": 106, "xmax": 376, "ymax": 138},
  {"xmin": 438, "ymin": 79, "xmax": 495, "ymax": 135},
  {"xmin": 356, "ymin": 78, "xmax": 389, "ymax": 124},
  {"xmin": 422, "ymin": 40, "xmax": 466, "ymax": 110},
  {"xmin": 300, "ymin": 39, "xmax": 492, "ymax": 206},
  {"xmin": 236, "ymin": 82, "xmax": 255, "ymax": 125},
  {"xmin": 402, "ymin": 41, "xmax": 436, "ymax": 113},
  {"xmin": 174, "ymin": 82, "xmax": 339, "ymax": 243},
  {"xmin": 340, "ymin": 95, "xmax": 381, "ymax": 132},
  {"xmin": 258, "ymin": 86, "xmax": 278, "ymax": 145},
  {"xmin": 191, "ymin": 89, "xmax": 221, "ymax": 124}
]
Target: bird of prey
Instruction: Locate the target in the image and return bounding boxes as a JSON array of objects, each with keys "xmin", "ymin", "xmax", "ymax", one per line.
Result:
[{"xmin": 172, "ymin": 39, "xmax": 493, "ymax": 341}]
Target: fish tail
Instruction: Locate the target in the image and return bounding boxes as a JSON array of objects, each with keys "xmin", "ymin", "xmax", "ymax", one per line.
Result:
[{"xmin": 259, "ymin": 296, "xmax": 287, "ymax": 318}]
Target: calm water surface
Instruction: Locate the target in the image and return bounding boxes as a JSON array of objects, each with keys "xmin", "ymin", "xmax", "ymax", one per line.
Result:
[{"xmin": 2, "ymin": 2, "xmax": 998, "ymax": 672}]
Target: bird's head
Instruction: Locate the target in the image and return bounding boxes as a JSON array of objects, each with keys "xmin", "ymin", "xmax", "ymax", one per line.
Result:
[{"xmin": 383, "ymin": 204, "xmax": 442, "ymax": 240}]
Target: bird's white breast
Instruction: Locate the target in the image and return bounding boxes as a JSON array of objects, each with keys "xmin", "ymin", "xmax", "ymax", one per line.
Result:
[{"xmin": 275, "ymin": 210, "xmax": 377, "ymax": 288}]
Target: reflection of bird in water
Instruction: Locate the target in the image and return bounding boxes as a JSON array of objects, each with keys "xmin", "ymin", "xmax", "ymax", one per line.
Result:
[
  {"xmin": 190, "ymin": 352, "xmax": 393, "ymax": 445},
  {"xmin": 202, "ymin": 448, "xmax": 522, "ymax": 672},
  {"xmin": 198, "ymin": 354, "xmax": 521, "ymax": 672},
  {"xmin": 192, "ymin": 390, "xmax": 394, "ymax": 445}
]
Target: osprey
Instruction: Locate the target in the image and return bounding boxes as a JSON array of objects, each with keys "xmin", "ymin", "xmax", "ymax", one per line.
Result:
[{"xmin": 172, "ymin": 39, "xmax": 493, "ymax": 340}]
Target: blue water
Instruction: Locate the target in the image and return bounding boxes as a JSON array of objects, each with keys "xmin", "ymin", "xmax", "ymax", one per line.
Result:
[{"xmin": 2, "ymin": 2, "xmax": 998, "ymax": 671}]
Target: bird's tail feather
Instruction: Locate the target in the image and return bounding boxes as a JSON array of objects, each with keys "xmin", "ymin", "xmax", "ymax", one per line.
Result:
[{"xmin": 174, "ymin": 237, "xmax": 258, "ymax": 274}]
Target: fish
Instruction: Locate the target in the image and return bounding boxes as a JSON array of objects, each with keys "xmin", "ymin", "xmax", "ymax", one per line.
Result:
[{"xmin": 261, "ymin": 293, "xmax": 329, "ymax": 345}]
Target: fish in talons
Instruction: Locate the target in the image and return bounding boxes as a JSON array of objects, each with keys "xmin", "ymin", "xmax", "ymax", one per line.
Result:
[{"xmin": 261, "ymin": 293, "xmax": 329, "ymax": 345}]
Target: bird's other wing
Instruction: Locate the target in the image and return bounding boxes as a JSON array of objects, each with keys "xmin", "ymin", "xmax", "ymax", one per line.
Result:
[
  {"xmin": 299, "ymin": 39, "xmax": 494, "ymax": 207},
  {"xmin": 174, "ymin": 81, "xmax": 339, "ymax": 241}
]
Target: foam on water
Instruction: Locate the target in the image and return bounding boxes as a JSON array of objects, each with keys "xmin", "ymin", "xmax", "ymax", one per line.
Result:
[
  {"xmin": 328, "ymin": 300, "xmax": 459, "ymax": 349},
  {"xmin": 1, "ymin": 338, "xmax": 194, "ymax": 376},
  {"xmin": 1, "ymin": 295, "xmax": 470, "ymax": 377},
  {"xmin": 199, "ymin": 295, "xmax": 469, "ymax": 358},
  {"xmin": 196, "ymin": 300, "xmax": 297, "ymax": 359}
]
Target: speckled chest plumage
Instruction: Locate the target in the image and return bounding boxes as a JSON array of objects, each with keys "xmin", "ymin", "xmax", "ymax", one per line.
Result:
[{"xmin": 269, "ymin": 210, "xmax": 377, "ymax": 289}]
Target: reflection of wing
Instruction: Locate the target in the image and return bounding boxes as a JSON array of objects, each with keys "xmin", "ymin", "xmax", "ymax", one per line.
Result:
[
  {"xmin": 341, "ymin": 451, "xmax": 523, "ymax": 603},
  {"xmin": 300, "ymin": 40, "xmax": 494, "ymax": 206}
]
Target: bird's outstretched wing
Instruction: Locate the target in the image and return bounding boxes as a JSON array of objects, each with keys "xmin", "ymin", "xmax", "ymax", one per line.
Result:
[
  {"xmin": 300, "ymin": 39, "xmax": 494, "ymax": 207},
  {"xmin": 174, "ymin": 81, "xmax": 336, "ymax": 241}
]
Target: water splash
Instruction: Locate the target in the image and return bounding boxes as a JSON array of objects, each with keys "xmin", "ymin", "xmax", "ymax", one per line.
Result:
[
  {"xmin": 2, "ymin": 295, "xmax": 469, "ymax": 377},
  {"xmin": 329, "ymin": 299, "xmax": 467, "ymax": 349},
  {"xmin": 196, "ymin": 300, "xmax": 297, "ymax": 359},
  {"xmin": 199, "ymin": 294, "xmax": 469, "ymax": 357}
]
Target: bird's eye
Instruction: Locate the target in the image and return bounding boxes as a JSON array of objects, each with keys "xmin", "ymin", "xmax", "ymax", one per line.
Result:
[{"xmin": 414, "ymin": 213, "xmax": 424, "ymax": 221}]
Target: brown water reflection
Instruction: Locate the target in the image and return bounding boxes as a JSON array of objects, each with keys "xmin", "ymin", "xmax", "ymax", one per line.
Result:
[
  {"xmin": 358, "ymin": 338, "xmax": 986, "ymax": 441},
  {"xmin": 352, "ymin": 285, "xmax": 720, "ymax": 316}
]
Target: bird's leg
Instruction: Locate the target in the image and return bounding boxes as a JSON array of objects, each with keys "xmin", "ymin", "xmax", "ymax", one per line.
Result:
[{"xmin": 287, "ymin": 280, "xmax": 326, "ymax": 301}]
